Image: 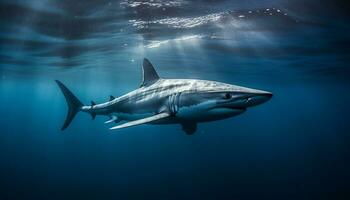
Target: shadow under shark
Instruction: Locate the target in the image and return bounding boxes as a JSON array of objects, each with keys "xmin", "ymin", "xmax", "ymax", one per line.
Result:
[{"xmin": 56, "ymin": 58, "xmax": 272, "ymax": 134}]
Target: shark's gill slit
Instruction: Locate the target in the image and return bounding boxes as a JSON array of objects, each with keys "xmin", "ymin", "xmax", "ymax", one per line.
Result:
[{"xmin": 168, "ymin": 92, "xmax": 181, "ymax": 115}]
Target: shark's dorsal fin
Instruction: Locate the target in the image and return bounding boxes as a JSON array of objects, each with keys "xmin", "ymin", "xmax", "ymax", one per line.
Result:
[
  {"xmin": 109, "ymin": 95, "xmax": 115, "ymax": 101},
  {"xmin": 140, "ymin": 58, "xmax": 160, "ymax": 87},
  {"xmin": 91, "ymin": 101, "xmax": 96, "ymax": 106}
]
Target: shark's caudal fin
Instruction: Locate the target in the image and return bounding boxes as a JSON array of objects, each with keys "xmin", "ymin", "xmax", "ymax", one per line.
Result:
[
  {"xmin": 140, "ymin": 58, "xmax": 160, "ymax": 87},
  {"xmin": 55, "ymin": 80, "xmax": 83, "ymax": 131}
]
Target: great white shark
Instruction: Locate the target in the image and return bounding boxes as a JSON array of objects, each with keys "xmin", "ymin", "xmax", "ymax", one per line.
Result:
[{"xmin": 56, "ymin": 58, "xmax": 272, "ymax": 134}]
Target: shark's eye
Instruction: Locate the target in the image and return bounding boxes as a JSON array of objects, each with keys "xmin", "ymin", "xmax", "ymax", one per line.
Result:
[{"xmin": 224, "ymin": 93, "xmax": 232, "ymax": 99}]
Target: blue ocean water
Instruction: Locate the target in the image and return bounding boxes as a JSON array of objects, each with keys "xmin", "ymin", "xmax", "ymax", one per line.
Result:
[{"xmin": 1, "ymin": 0, "xmax": 350, "ymax": 199}]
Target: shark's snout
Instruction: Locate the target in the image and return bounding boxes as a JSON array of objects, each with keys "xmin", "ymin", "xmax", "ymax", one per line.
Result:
[
  {"xmin": 216, "ymin": 90, "xmax": 273, "ymax": 110},
  {"xmin": 246, "ymin": 92, "xmax": 273, "ymax": 107}
]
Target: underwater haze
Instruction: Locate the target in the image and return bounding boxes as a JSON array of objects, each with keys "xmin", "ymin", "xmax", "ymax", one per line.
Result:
[{"xmin": 0, "ymin": 0, "xmax": 350, "ymax": 199}]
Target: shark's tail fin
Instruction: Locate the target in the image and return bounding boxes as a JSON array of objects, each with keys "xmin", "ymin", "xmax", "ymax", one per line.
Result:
[{"xmin": 55, "ymin": 80, "xmax": 83, "ymax": 131}]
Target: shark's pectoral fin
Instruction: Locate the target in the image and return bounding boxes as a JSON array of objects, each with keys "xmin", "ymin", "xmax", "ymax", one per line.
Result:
[
  {"xmin": 181, "ymin": 122, "xmax": 197, "ymax": 135},
  {"xmin": 110, "ymin": 113, "xmax": 170, "ymax": 130}
]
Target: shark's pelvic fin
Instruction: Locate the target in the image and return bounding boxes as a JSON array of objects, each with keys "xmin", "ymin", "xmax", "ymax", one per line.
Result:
[
  {"xmin": 140, "ymin": 58, "xmax": 160, "ymax": 87},
  {"xmin": 181, "ymin": 122, "xmax": 197, "ymax": 135},
  {"xmin": 104, "ymin": 115, "xmax": 121, "ymax": 124},
  {"xmin": 90, "ymin": 101, "xmax": 97, "ymax": 120},
  {"xmin": 110, "ymin": 113, "xmax": 170, "ymax": 130}
]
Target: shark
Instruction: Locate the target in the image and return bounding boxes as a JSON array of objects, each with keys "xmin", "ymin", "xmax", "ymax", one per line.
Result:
[{"xmin": 56, "ymin": 58, "xmax": 272, "ymax": 134}]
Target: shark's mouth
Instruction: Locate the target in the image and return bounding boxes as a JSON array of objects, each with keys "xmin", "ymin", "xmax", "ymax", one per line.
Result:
[
  {"xmin": 208, "ymin": 106, "xmax": 247, "ymax": 116},
  {"xmin": 212, "ymin": 102, "xmax": 247, "ymax": 111},
  {"xmin": 218, "ymin": 105, "xmax": 247, "ymax": 111},
  {"xmin": 215, "ymin": 97, "xmax": 250, "ymax": 110}
]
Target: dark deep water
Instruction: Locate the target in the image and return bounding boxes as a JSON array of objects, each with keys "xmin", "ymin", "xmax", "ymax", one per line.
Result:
[{"xmin": 1, "ymin": 0, "xmax": 350, "ymax": 199}]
